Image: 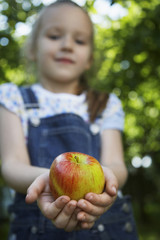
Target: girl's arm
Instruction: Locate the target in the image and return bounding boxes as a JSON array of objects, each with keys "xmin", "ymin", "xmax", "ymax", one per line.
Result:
[
  {"xmin": 0, "ymin": 106, "xmax": 81, "ymax": 231},
  {"xmin": 0, "ymin": 106, "xmax": 48, "ymax": 193},
  {"xmin": 76, "ymin": 129, "xmax": 127, "ymax": 227},
  {"xmin": 100, "ymin": 129, "xmax": 128, "ymax": 188}
]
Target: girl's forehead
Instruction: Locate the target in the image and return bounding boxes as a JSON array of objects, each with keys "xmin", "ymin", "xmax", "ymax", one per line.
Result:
[{"xmin": 41, "ymin": 4, "xmax": 93, "ymax": 35}]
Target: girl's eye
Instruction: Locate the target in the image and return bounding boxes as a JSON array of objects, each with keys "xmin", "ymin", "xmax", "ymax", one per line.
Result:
[
  {"xmin": 75, "ymin": 39, "xmax": 85, "ymax": 45},
  {"xmin": 49, "ymin": 35, "xmax": 60, "ymax": 40}
]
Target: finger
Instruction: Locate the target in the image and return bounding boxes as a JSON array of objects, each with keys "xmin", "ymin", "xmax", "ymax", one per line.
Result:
[
  {"xmin": 64, "ymin": 208, "xmax": 81, "ymax": 232},
  {"xmin": 85, "ymin": 191, "xmax": 117, "ymax": 207},
  {"xmin": 53, "ymin": 200, "xmax": 77, "ymax": 229},
  {"xmin": 38, "ymin": 196, "xmax": 70, "ymax": 220},
  {"xmin": 77, "ymin": 210, "xmax": 98, "ymax": 223},
  {"xmin": 77, "ymin": 199, "xmax": 105, "ymax": 216},
  {"xmin": 80, "ymin": 221, "xmax": 95, "ymax": 230}
]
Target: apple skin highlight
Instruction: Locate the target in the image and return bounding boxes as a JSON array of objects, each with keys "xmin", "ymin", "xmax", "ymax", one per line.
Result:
[{"xmin": 49, "ymin": 152, "xmax": 105, "ymax": 201}]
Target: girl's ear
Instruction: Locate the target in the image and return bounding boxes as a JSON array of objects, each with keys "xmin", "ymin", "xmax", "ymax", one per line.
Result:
[
  {"xmin": 85, "ymin": 53, "xmax": 93, "ymax": 70},
  {"xmin": 24, "ymin": 38, "xmax": 37, "ymax": 62},
  {"xmin": 27, "ymin": 49, "xmax": 37, "ymax": 62}
]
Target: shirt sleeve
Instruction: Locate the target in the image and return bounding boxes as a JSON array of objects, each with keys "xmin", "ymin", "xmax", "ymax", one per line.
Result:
[
  {"xmin": 0, "ymin": 83, "xmax": 23, "ymax": 116},
  {"xmin": 101, "ymin": 93, "xmax": 125, "ymax": 131}
]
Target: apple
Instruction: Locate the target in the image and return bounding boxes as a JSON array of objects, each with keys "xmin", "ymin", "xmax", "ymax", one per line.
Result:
[{"xmin": 49, "ymin": 152, "xmax": 105, "ymax": 201}]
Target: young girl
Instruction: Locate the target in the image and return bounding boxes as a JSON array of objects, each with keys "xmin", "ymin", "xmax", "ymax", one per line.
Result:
[{"xmin": 0, "ymin": 0, "xmax": 139, "ymax": 239}]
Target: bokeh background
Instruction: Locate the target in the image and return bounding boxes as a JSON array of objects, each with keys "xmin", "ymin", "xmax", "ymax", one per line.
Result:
[{"xmin": 0, "ymin": 0, "xmax": 160, "ymax": 239}]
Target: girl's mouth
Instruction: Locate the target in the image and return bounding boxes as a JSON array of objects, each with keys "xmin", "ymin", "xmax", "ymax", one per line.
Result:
[{"xmin": 56, "ymin": 58, "xmax": 74, "ymax": 64}]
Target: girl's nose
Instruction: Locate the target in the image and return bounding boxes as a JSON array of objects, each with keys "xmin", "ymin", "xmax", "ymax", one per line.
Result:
[{"xmin": 61, "ymin": 35, "xmax": 73, "ymax": 51}]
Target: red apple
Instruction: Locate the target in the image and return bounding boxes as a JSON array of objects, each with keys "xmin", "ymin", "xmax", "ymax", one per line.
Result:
[{"xmin": 49, "ymin": 152, "xmax": 105, "ymax": 201}]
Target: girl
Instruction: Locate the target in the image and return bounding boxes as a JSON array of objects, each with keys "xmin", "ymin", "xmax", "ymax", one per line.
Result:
[{"xmin": 0, "ymin": 0, "xmax": 139, "ymax": 239}]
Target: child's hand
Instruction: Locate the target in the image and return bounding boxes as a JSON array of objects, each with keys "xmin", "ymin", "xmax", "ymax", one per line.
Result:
[
  {"xmin": 76, "ymin": 166, "xmax": 118, "ymax": 229},
  {"xmin": 25, "ymin": 172, "xmax": 80, "ymax": 232},
  {"xmin": 25, "ymin": 166, "xmax": 117, "ymax": 231}
]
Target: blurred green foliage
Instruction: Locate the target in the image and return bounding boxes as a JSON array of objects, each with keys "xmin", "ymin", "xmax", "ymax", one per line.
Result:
[{"xmin": 0, "ymin": 0, "xmax": 160, "ymax": 239}]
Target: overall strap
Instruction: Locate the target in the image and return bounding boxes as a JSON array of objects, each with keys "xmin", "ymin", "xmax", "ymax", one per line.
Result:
[{"xmin": 19, "ymin": 86, "xmax": 39, "ymax": 109}]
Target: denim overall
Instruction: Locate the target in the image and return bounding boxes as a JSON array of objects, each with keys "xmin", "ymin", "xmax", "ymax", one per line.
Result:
[{"xmin": 8, "ymin": 87, "xmax": 139, "ymax": 240}]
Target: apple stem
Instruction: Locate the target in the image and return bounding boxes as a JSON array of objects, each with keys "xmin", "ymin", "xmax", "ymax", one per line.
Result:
[{"xmin": 74, "ymin": 156, "xmax": 80, "ymax": 163}]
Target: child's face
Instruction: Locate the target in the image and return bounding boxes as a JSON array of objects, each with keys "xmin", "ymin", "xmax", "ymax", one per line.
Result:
[{"xmin": 35, "ymin": 4, "xmax": 93, "ymax": 87}]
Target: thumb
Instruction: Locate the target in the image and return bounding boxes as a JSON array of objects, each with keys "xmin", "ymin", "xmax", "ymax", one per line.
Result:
[
  {"xmin": 25, "ymin": 173, "xmax": 48, "ymax": 204},
  {"xmin": 102, "ymin": 166, "xmax": 118, "ymax": 196}
]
